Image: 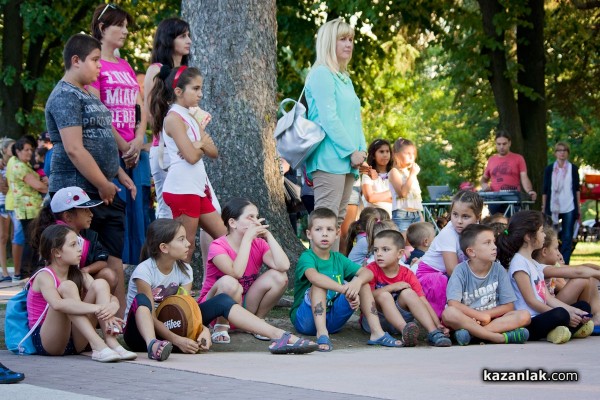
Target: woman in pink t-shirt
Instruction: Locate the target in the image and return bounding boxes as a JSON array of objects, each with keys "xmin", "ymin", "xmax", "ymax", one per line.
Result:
[
  {"xmin": 89, "ymin": 4, "xmax": 149, "ymax": 267},
  {"xmin": 200, "ymin": 198, "xmax": 290, "ymax": 344}
]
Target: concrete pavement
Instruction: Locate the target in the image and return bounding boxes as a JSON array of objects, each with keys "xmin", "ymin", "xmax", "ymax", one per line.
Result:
[{"xmin": 2, "ymin": 337, "xmax": 599, "ymax": 400}]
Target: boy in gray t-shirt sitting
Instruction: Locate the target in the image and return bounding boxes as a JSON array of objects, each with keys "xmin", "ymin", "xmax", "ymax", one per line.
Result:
[{"xmin": 442, "ymin": 224, "xmax": 531, "ymax": 345}]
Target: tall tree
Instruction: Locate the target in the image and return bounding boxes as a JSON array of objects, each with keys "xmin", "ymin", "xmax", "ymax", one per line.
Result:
[{"xmin": 181, "ymin": 0, "xmax": 305, "ymax": 269}]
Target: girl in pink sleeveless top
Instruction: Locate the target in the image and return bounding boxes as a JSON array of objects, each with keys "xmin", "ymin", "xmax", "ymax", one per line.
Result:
[{"xmin": 26, "ymin": 224, "xmax": 136, "ymax": 362}]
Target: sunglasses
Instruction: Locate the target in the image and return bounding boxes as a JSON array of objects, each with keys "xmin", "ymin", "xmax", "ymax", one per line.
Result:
[{"xmin": 98, "ymin": 3, "xmax": 116, "ymax": 21}]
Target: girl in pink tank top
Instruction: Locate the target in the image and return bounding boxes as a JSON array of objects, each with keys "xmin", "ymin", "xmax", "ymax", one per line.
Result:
[{"xmin": 26, "ymin": 224, "xmax": 136, "ymax": 362}]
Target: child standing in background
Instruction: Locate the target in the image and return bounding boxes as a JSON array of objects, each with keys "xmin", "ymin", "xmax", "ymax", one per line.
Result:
[
  {"xmin": 443, "ymin": 224, "xmax": 531, "ymax": 345},
  {"xmin": 416, "ymin": 191, "xmax": 484, "ymax": 318},
  {"xmin": 362, "ymin": 139, "xmax": 393, "ymax": 217},
  {"xmin": 389, "ymin": 138, "xmax": 423, "ymax": 234},
  {"xmin": 148, "ymin": 65, "xmax": 227, "ymax": 263},
  {"xmin": 364, "ymin": 229, "xmax": 451, "ymax": 347}
]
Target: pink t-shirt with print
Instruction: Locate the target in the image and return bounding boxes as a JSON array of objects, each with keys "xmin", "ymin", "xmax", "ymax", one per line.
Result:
[
  {"xmin": 89, "ymin": 57, "xmax": 139, "ymax": 142},
  {"xmin": 200, "ymin": 236, "xmax": 270, "ymax": 301}
]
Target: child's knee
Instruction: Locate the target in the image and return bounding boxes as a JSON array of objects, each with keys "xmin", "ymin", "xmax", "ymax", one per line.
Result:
[
  {"xmin": 265, "ymin": 269, "xmax": 288, "ymax": 288},
  {"xmin": 374, "ymin": 290, "xmax": 393, "ymax": 303},
  {"xmin": 216, "ymin": 275, "xmax": 243, "ymax": 296},
  {"xmin": 516, "ymin": 310, "xmax": 531, "ymax": 326},
  {"xmin": 57, "ymin": 280, "xmax": 80, "ymax": 297},
  {"xmin": 398, "ymin": 288, "xmax": 417, "ymax": 301},
  {"xmin": 97, "ymin": 269, "xmax": 118, "ymax": 291},
  {"xmin": 90, "ymin": 278, "xmax": 110, "ymax": 293},
  {"xmin": 441, "ymin": 305, "xmax": 460, "ymax": 324}
]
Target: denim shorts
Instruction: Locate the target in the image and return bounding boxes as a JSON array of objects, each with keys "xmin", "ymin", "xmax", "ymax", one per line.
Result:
[
  {"xmin": 392, "ymin": 210, "xmax": 421, "ymax": 232},
  {"xmin": 292, "ymin": 288, "xmax": 355, "ymax": 336},
  {"xmin": 360, "ymin": 301, "xmax": 414, "ymax": 335},
  {"xmin": 31, "ymin": 324, "xmax": 78, "ymax": 356},
  {"xmin": 0, "ymin": 203, "xmax": 7, "ymax": 218}
]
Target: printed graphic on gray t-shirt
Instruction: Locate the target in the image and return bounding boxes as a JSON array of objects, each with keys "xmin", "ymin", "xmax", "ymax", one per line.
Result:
[
  {"xmin": 446, "ymin": 260, "xmax": 516, "ymax": 311},
  {"xmin": 45, "ymin": 81, "xmax": 119, "ymax": 194}
]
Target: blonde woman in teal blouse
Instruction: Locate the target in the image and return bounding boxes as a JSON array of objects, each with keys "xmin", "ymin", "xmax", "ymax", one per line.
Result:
[{"xmin": 305, "ymin": 18, "xmax": 367, "ymax": 250}]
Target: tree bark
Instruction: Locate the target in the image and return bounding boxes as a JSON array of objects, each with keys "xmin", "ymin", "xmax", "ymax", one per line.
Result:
[
  {"xmin": 517, "ymin": 0, "xmax": 547, "ymax": 196},
  {"xmin": 1, "ymin": 0, "xmax": 25, "ymax": 139},
  {"xmin": 181, "ymin": 0, "xmax": 305, "ymax": 285},
  {"xmin": 478, "ymin": 0, "xmax": 523, "ymax": 151}
]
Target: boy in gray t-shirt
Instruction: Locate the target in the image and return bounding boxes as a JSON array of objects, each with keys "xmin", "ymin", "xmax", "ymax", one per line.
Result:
[
  {"xmin": 442, "ymin": 224, "xmax": 531, "ymax": 345},
  {"xmin": 44, "ymin": 34, "xmax": 136, "ymax": 318}
]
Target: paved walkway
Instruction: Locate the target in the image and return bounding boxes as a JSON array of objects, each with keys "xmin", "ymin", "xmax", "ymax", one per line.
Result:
[{"xmin": 3, "ymin": 337, "xmax": 599, "ymax": 399}]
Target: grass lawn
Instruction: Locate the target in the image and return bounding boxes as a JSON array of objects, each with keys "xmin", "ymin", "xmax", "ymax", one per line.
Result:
[{"xmin": 571, "ymin": 242, "xmax": 600, "ymax": 264}]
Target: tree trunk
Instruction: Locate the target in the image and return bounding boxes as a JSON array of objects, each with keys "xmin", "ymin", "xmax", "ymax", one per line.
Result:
[
  {"xmin": 478, "ymin": 0, "xmax": 523, "ymax": 151},
  {"xmin": 0, "ymin": 0, "xmax": 25, "ymax": 139},
  {"xmin": 181, "ymin": 0, "xmax": 305, "ymax": 285},
  {"xmin": 517, "ymin": 0, "xmax": 547, "ymax": 196}
]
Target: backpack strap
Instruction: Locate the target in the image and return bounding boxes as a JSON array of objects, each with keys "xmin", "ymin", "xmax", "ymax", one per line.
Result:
[{"xmin": 18, "ymin": 267, "xmax": 58, "ymax": 354}]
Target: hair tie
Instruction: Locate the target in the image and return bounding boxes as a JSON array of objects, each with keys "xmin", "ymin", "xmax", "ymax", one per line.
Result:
[
  {"xmin": 503, "ymin": 229, "xmax": 509, "ymax": 236},
  {"xmin": 172, "ymin": 66, "xmax": 187, "ymax": 89},
  {"xmin": 158, "ymin": 64, "xmax": 172, "ymax": 81}
]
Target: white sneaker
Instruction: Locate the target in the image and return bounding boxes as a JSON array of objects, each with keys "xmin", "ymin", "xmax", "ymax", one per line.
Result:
[
  {"xmin": 113, "ymin": 345, "xmax": 137, "ymax": 360},
  {"xmin": 92, "ymin": 347, "xmax": 121, "ymax": 363}
]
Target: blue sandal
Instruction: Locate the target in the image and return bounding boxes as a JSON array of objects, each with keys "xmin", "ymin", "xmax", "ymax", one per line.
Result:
[
  {"xmin": 367, "ymin": 332, "xmax": 403, "ymax": 347},
  {"xmin": 316, "ymin": 335, "xmax": 333, "ymax": 352},
  {"xmin": 269, "ymin": 332, "xmax": 318, "ymax": 355}
]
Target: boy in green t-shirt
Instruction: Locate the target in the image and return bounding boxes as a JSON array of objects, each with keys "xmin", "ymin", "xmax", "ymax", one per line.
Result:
[{"xmin": 290, "ymin": 208, "xmax": 402, "ymax": 351}]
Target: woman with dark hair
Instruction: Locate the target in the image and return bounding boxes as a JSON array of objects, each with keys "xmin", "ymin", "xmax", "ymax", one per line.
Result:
[
  {"xmin": 541, "ymin": 142, "xmax": 580, "ymax": 264},
  {"xmin": 6, "ymin": 138, "xmax": 47, "ymax": 279},
  {"xmin": 144, "ymin": 17, "xmax": 192, "ymax": 219},
  {"xmin": 145, "ymin": 17, "xmax": 221, "ymax": 274}
]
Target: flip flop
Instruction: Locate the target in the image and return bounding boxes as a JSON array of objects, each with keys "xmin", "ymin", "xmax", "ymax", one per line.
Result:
[
  {"xmin": 268, "ymin": 332, "xmax": 318, "ymax": 355},
  {"xmin": 367, "ymin": 332, "xmax": 403, "ymax": 347},
  {"xmin": 316, "ymin": 334, "xmax": 333, "ymax": 352}
]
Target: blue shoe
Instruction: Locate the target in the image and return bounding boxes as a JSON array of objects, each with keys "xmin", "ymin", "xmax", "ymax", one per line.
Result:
[
  {"xmin": 11, "ymin": 275, "xmax": 22, "ymax": 282},
  {"xmin": 0, "ymin": 275, "xmax": 11, "ymax": 282},
  {"xmin": 592, "ymin": 325, "xmax": 600, "ymax": 336},
  {"xmin": 503, "ymin": 327, "xmax": 529, "ymax": 344},
  {"xmin": 454, "ymin": 329, "xmax": 471, "ymax": 346},
  {"xmin": 0, "ymin": 364, "xmax": 25, "ymax": 384}
]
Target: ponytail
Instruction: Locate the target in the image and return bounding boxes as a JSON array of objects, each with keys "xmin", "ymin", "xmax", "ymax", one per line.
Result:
[
  {"xmin": 149, "ymin": 65, "xmax": 174, "ymax": 136},
  {"xmin": 29, "ymin": 205, "xmax": 59, "ymax": 252},
  {"xmin": 496, "ymin": 210, "xmax": 544, "ymax": 268},
  {"xmin": 149, "ymin": 65, "xmax": 203, "ymax": 137}
]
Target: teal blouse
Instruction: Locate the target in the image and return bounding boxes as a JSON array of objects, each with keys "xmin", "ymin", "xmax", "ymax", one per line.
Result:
[{"xmin": 304, "ymin": 66, "xmax": 366, "ymax": 178}]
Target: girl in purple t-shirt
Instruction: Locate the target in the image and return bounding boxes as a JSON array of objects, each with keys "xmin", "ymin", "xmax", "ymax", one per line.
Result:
[{"xmin": 200, "ymin": 198, "xmax": 290, "ymax": 344}]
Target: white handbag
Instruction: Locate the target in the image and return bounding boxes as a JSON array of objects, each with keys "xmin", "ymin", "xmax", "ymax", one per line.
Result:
[{"xmin": 274, "ymin": 87, "xmax": 325, "ymax": 170}]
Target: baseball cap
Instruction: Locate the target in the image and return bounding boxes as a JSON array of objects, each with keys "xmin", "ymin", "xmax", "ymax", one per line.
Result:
[
  {"xmin": 40, "ymin": 131, "xmax": 51, "ymax": 142},
  {"xmin": 50, "ymin": 187, "xmax": 103, "ymax": 213}
]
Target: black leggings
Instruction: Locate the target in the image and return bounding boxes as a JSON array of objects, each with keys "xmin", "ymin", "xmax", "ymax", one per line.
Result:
[
  {"xmin": 123, "ymin": 293, "xmax": 237, "ymax": 351},
  {"xmin": 528, "ymin": 301, "xmax": 591, "ymax": 341}
]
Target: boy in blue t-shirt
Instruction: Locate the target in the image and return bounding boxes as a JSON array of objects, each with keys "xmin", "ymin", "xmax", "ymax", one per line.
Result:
[
  {"xmin": 290, "ymin": 208, "xmax": 402, "ymax": 351},
  {"xmin": 442, "ymin": 224, "xmax": 531, "ymax": 345}
]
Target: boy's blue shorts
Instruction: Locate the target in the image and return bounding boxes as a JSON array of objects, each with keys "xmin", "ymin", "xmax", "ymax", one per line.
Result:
[{"xmin": 292, "ymin": 288, "xmax": 355, "ymax": 336}]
